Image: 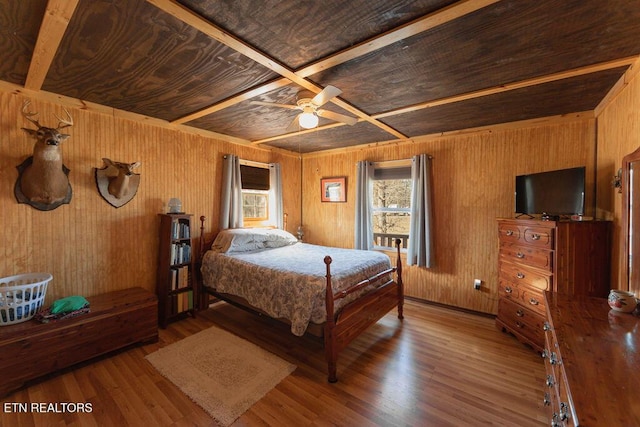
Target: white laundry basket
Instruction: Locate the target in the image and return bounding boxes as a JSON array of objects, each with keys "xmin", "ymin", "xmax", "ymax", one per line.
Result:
[{"xmin": 0, "ymin": 273, "xmax": 51, "ymax": 325}]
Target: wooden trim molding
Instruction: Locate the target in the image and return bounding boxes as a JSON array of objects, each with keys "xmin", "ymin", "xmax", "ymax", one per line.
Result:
[{"xmin": 25, "ymin": 0, "xmax": 81, "ymax": 91}]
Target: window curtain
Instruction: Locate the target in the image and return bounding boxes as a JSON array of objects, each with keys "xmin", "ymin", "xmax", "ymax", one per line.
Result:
[
  {"xmin": 219, "ymin": 154, "xmax": 243, "ymax": 229},
  {"xmin": 408, "ymin": 154, "xmax": 434, "ymax": 267},
  {"xmin": 354, "ymin": 160, "xmax": 374, "ymax": 249},
  {"xmin": 269, "ymin": 163, "xmax": 284, "ymax": 229}
]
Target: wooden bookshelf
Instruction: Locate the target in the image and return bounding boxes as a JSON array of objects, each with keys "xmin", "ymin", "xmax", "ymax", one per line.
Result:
[{"xmin": 156, "ymin": 213, "xmax": 197, "ymax": 328}]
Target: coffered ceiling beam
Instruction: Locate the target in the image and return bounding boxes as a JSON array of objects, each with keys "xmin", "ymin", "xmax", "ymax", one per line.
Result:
[
  {"xmin": 166, "ymin": 0, "xmax": 500, "ymax": 140},
  {"xmin": 250, "ymin": 56, "xmax": 638, "ymax": 145},
  {"xmin": 173, "ymin": 78, "xmax": 292, "ymax": 125},
  {"xmin": 24, "ymin": 0, "xmax": 80, "ymax": 90},
  {"xmin": 374, "ymin": 56, "xmax": 640, "ymax": 119},
  {"xmin": 148, "ymin": 0, "xmax": 404, "ymax": 139},
  {"xmin": 295, "ymin": 0, "xmax": 501, "ymax": 78}
]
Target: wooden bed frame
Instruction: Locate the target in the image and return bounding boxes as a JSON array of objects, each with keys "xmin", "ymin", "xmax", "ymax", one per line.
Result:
[{"xmin": 196, "ymin": 216, "xmax": 404, "ymax": 383}]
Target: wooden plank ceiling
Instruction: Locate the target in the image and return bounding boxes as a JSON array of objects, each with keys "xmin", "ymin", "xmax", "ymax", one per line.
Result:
[{"xmin": 2, "ymin": 0, "xmax": 639, "ymax": 153}]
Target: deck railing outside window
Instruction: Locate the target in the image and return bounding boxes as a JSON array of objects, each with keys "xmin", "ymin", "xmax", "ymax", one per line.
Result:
[{"xmin": 373, "ymin": 233, "xmax": 409, "ymax": 249}]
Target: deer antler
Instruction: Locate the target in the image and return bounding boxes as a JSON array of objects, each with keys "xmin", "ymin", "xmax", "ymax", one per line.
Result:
[
  {"xmin": 54, "ymin": 108, "xmax": 73, "ymax": 130},
  {"xmin": 21, "ymin": 100, "xmax": 42, "ymax": 129}
]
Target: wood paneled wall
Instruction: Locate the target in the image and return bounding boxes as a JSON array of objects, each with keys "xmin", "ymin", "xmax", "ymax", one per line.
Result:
[
  {"xmin": 301, "ymin": 120, "xmax": 597, "ymax": 314},
  {"xmin": 596, "ymin": 65, "xmax": 640, "ymax": 296},
  {"xmin": 0, "ymin": 88, "xmax": 300, "ymax": 303},
  {"xmin": 4, "ymin": 73, "xmax": 638, "ymax": 315}
]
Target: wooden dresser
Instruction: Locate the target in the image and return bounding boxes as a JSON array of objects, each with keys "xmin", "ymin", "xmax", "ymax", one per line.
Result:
[
  {"xmin": 543, "ymin": 292, "xmax": 640, "ymax": 426},
  {"xmin": 496, "ymin": 218, "xmax": 611, "ymax": 352}
]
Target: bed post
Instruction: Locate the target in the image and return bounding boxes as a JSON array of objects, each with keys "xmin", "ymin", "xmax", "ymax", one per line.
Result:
[
  {"xmin": 395, "ymin": 238, "xmax": 404, "ymax": 320},
  {"xmin": 197, "ymin": 216, "xmax": 207, "ymax": 310},
  {"xmin": 199, "ymin": 216, "xmax": 206, "ymax": 256},
  {"xmin": 323, "ymin": 255, "xmax": 338, "ymax": 383}
]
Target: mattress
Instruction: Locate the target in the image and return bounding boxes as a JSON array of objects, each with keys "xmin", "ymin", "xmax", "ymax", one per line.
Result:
[{"xmin": 201, "ymin": 242, "xmax": 392, "ymax": 335}]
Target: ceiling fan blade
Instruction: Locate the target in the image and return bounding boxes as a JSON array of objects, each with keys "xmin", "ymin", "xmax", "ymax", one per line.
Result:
[
  {"xmin": 316, "ymin": 109, "xmax": 358, "ymax": 126},
  {"xmin": 312, "ymin": 85, "xmax": 342, "ymax": 107},
  {"xmin": 286, "ymin": 114, "xmax": 302, "ymax": 133},
  {"xmin": 250, "ymin": 100, "xmax": 299, "ymax": 110}
]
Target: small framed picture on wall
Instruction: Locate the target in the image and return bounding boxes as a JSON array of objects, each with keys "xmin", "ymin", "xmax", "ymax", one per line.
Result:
[{"xmin": 321, "ymin": 177, "xmax": 346, "ymax": 202}]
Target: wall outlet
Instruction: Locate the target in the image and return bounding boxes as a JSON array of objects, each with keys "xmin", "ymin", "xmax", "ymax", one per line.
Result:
[{"xmin": 473, "ymin": 279, "xmax": 482, "ymax": 290}]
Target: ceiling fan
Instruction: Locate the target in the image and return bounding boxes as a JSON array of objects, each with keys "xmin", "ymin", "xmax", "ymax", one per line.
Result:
[{"xmin": 251, "ymin": 85, "xmax": 358, "ymax": 132}]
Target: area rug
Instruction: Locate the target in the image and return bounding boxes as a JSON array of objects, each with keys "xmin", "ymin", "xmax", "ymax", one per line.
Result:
[{"xmin": 145, "ymin": 326, "xmax": 296, "ymax": 426}]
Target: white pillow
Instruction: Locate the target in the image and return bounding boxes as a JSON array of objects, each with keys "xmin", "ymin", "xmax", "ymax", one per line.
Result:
[{"xmin": 211, "ymin": 228, "xmax": 298, "ymax": 253}]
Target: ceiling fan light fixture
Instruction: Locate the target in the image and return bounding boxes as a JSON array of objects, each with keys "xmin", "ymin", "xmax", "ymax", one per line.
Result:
[{"xmin": 299, "ymin": 111, "xmax": 319, "ymax": 129}]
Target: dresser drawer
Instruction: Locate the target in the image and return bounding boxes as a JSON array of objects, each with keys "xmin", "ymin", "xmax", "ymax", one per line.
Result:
[
  {"xmin": 497, "ymin": 298, "xmax": 545, "ymax": 346},
  {"xmin": 498, "ymin": 279, "xmax": 522, "ymax": 300},
  {"xmin": 499, "ymin": 262, "xmax": 553, "ymax": 291},
  {"xmin": 498, "ymin": 221, "xmax": 555, "ymax": 249},
  {"xmin": 498, "ymin": 223, "xmax": 523, "ymax": 244},
  {"xmin": 499, "ymin": 244, "xmax": 553, "ymax": 271},
  {"xmin": 523, "ymin": 225, "xmax": 554, "ymax": 249},
  {"xmin": 499, "ymin": 279, "xmax": 546, "ymax": 316}
]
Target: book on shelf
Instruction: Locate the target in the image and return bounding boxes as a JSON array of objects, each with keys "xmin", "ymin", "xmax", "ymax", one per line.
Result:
[
  {"xmin": 170, "ymin": 266, "xmax": 190, "ymax": 290},
  {"xmin": 170, "ymin": 243, "xmax": 191, "ymax": 265},
  {"xmin": 171, "ymin": 219, "xmax": 191, "ymax": 240},
  {"xmin": 178, "ymin": 266, "xmax": 189, "ymax": 289},
  {"xmin": 175, "ymin": 290, "xmax": 193, "ymax": 313},
  {"xmin": 171, "ymin": 268, "xmax": 178, "ymax": 290}
]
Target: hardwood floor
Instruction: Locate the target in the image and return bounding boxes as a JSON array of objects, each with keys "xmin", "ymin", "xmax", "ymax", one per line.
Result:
[{"xmin": 0, "ymin": 300, "xmax": 547, "ymax": 426}]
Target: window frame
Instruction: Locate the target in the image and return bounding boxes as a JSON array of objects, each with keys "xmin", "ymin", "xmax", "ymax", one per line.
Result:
[
  {"xmin": 370, "ymin": 159, "xmax": 412, "ymax": 252},
  {"xmin": 239, "ymin": 160, "xmax": 273, "ymax": 227}
]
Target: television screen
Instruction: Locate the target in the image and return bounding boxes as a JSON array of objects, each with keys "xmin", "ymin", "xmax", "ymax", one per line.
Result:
[{"xmin": 515, "ymin": 167, "xmax": 585, "ymax": 216}]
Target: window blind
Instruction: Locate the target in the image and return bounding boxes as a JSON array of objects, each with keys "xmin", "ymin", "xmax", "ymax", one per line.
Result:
[
  {"xmin": 240, "ymin": 165, "xmax": 270, "ymax": 190},
  {"xmin": 373, "ymin": 166, "xmax": 411, "ymax": 180}
]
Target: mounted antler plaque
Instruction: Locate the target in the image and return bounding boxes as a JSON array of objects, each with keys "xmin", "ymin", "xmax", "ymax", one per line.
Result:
[
  {"xmin": 94, "ymin": 158, "xmax": 141, "ymax": 208},
  {"xmin": 14, "ymin": 100, "xmax": 73, "ymax": 211}
]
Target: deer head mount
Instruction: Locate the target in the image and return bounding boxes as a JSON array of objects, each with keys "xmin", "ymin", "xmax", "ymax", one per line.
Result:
[
  {"xmin": 94, "ymin": 158, "xmax": 141, "ymax": 208},
  {"xmin": 14, "ymin": 100, "xmax": 73, "ymax": 211}
]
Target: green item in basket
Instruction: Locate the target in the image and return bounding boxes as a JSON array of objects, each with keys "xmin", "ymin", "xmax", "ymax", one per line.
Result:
[{"xmin": 50, "ymin": 296, "xmax": 90, "ymax": 314}]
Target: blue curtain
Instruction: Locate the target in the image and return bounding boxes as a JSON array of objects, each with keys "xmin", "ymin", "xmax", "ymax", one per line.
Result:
[
  {"xmin": 354, "ymin": 160, "xmax": 374, "ymax": 249},
  {"xmin": 269, "ymin": 163, "xmax": 284, "ymax": 229},
  {"xmin": 219, "ymin": 154, "xmax": 243, "ymax": 229},
  {"xmin": 408, "ymin": 154, "xmax": 434, "ymax": 267}
]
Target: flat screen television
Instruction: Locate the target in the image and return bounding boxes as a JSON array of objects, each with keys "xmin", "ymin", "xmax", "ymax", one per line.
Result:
[{"xmin": 515, "ymin": 166, "xmax": 585, "ymax": 216}]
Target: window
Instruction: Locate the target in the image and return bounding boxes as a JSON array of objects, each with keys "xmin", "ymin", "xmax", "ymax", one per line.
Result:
[
  {"xmin": 242, "ymin": 190, "xmax": 268, "ymax": 220},
  {"xmin": 371, "ymin": 162, "xmax": 412, "ymax": 250},
  {"xmin": 240, "ymin": 163, "xmax": 271, "ymax": 225}
]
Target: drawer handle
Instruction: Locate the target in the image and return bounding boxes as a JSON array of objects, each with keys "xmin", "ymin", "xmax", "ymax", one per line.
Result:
[
  {"xmin": 546, "ymin": 375, "xmax": 555, "ymax": 387},
  {"xmin": 531, "ymin": 233, "xmax": 541, "ymax": 240},
  {"xmin": 529, "ymin": 298, "xmax": 539, "ymax": 306},
  {"xmin": 505, "ymin": 286, "xmax": 513, "ymax": 294},
  {"xmin": 543, "ymin": 392, "xmax": 551, "ymax": 406},
  {"xmin": 515, "ymin": 321, "xmax": 524, "ymax": 329},
  {"xmin": 505, "ymin": 230, "xmax": 514, "ymax": 236},
  {"xmin": 559, "ymin": 403, "xmax": 570, "ymax": 421},
  {"xmin": 543, "ymin": 322, "xmax": 551, "ymax": 331},
  {"xmin": 516, "ymin": 252, "xmax": 525, "ymax": 259},
  {"xmin": 516, "ymin": 309, "xmax": 524, "ymax": 317},
  {"xmin": 516, "ymin": 272, "xmax": 525, "ymax": 279}
]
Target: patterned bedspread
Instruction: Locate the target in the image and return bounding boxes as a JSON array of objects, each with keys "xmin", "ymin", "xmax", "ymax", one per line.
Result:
[{"xmin": 200, "ymin": 243, "xmax": 393, "ymax": 336}]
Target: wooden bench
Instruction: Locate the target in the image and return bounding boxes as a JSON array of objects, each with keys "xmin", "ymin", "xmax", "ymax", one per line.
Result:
[{"xmin": 0, "ymin": 287, "xmax": 158, "ymax": 396}]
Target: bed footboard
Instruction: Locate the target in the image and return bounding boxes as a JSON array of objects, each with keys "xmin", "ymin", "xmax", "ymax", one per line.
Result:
[{"xmin": 324, "ymin": 239, "xmax": 404, "ymax": 383}]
